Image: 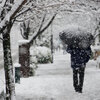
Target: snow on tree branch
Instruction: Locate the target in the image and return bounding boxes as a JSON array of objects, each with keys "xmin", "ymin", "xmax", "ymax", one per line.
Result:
[
  {"xmin": 14, "ymin": 8, "xmax": 30, "ymax": 19},
  {"xmin": 0, "ymin": 0, "xmax": 27, "ymax": 30},
  {"xmin": 29, "ymin": 13, "xmax": 57, "ymax": 45},
  {"xmin": 0, "ymin": 0, "xmax": 6, "ymax": 7}
]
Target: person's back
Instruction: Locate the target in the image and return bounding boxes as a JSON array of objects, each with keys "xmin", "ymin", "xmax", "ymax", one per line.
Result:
[
  {"xmin": 67, "ymin": 46, "xmax": 91, "ymax": 68},
  {"xmin": 66, "ymin": 46, "xmax": 92, "ymax": 93}
]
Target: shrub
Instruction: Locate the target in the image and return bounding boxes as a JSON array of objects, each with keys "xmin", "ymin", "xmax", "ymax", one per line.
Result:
[{"xmin": 30, "ymin": 46, "xmax": 52, "ymax": 64}]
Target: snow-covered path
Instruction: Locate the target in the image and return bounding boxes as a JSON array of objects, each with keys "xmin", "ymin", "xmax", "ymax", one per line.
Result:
[{"xmin": 16, "ymin": 51, "xmax": 100, "ymax": 100}]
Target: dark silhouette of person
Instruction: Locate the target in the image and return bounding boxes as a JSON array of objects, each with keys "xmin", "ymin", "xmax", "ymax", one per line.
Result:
[{"xmin": 66, "ymin": 45, "xmax": 92, "ymax": 93}]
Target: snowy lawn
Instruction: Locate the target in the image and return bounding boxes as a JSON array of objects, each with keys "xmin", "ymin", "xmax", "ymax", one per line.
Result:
[{"xmin": 16, "ymin": 51, "xmax": 100, "ymax": 100}]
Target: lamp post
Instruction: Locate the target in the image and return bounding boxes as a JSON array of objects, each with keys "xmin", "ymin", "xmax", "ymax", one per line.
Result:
[{"xmin": 51, "ymin": 23, "xmax": 53, "ymax": 63}]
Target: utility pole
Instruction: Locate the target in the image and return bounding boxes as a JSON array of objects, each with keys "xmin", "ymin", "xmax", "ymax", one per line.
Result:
[{"xmin": 51, "ymin": 23, "xmax": 53, "ymax": 63}]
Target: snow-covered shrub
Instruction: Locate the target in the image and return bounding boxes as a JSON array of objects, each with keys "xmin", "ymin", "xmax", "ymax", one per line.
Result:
[
  {"xmin": 31, "ymin": 46, "xmax": 52, "ymax": 64},
  {"xmin": 34, "ymin": 33, "xmax": 51, "ymax": 48},
  {"xmin": 30, "ymin": 50, "xmax": 38, "ymax": 69}
]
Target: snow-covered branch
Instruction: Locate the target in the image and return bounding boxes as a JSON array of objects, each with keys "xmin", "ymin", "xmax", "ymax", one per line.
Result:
[
  {"xmin": 40, "ymin": 13, "xmax": 56, "ymax": 34},
  {"xmin": 0, "ymin": 0, "xmax": 27, "ymax": 30},
  {"xmin": 37, "ymin": 13, "xmax": 46, "ymax": 33},
  {"xmin": 14, "ymin": 8, "xmax": 30, "ymax": 19},
  {"xmin": 29, "ymin": 13, "xmax": 57, "ymax": 45},
  {"xmin": 0, "ymin": 0, "xmax": 6, "ymax": 8}
]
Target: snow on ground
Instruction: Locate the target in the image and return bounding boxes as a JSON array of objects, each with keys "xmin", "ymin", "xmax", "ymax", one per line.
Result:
[{"xmin": 16, "ymin": 50, "xmax": 100, "ymax": 100}]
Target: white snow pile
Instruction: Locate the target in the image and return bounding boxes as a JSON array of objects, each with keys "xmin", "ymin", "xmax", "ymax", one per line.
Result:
[
  {"xmin": 30, "ymin": 46, "xmax": 52, "ymax": 63},
  {"xmin": 14, "ymin": 63, "xmax": 21, "ymax": 68},
  {"xmin": 18, "ymin": 40, "xmax": 29, "ymax": 45}
]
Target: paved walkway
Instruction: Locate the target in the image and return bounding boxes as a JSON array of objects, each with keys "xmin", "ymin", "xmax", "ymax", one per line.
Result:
[
  {"xmin": 36, "ymin": 52, "xmax": 71, "ymax": 76},
  {"xmin": 16, "ymin": 51, "xmax": 100, "ymax": 100}
]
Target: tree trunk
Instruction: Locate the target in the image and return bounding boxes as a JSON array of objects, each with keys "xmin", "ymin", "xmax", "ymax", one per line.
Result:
[{"xmin": 2, "ymin": 24, "xmax": 16, "ymax": 100}]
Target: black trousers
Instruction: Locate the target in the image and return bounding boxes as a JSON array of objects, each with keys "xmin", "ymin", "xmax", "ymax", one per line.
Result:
[{"xmin": 73, "ymin": 66, "xmax": 85, "ymax": 92}]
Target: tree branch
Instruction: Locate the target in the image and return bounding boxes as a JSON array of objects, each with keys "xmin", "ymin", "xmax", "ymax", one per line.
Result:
[
  {"xmin": 14, "ymin": 8, "xmax": 30, "ymax": 19},
  {"xmin": 20, "ymin": 25, "xmax": 26, "ymax": 39},
  {"xmin": 37, "ymin": 13, "xmax": 46, "ymax": 33},
  {"xmin": 29, "ymin": 13, "xmax": 57, "ymax": 45},
  {"xmin": 39, "ymin": 13, "xmax": 57, "ymax": 33},
  {"xmin": 10, "ymin": 0, "xmax": 27, "ymax": 20}
]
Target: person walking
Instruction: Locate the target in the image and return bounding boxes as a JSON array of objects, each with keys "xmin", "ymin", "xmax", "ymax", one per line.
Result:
[{"xmin": 66, "ymin": 45, "xmax": 92, "ymax": 93}]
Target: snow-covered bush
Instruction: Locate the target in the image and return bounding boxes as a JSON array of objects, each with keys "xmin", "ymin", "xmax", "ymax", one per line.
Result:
[
  {"xmin": 30, "ymin": 50, "xmax": 38, "ymax": 69},
  {"xmin": 30, "ymin": 46, "xmax": 52, "ymax": 64}
]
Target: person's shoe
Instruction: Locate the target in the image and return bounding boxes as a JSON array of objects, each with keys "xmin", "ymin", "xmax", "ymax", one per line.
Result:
[
  {"xmin": 74, "ymin": 86, "xmax": 79, "ymax": 92},
  {"xmin": 78, "ymin": 87, "xmax": 82, "ymax": 93},
  {"xmin": 78, "ymin": 90, "xmax": 82, "ymax": 93},
  {"xmin": 75, "ymin": 89, "xmax": 79, "ymax": 92}
]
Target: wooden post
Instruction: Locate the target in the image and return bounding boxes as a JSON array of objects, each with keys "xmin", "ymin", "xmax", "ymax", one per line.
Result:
[{"xmin": 19, "ymin": 40, "xmax": 30, "ymax": 77}]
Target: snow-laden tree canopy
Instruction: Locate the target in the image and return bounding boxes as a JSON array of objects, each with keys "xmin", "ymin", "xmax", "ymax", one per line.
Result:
[{"xmin": 52, "ymin": 0, "xmax": 100, "ymax": 39}]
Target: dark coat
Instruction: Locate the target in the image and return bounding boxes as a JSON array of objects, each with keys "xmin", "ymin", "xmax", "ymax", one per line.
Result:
[{"xmin": 66, "ymin": 46, "xmax": 92, "ymax": 69}]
